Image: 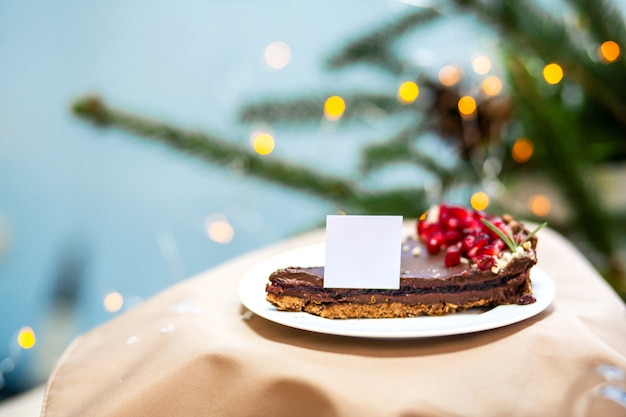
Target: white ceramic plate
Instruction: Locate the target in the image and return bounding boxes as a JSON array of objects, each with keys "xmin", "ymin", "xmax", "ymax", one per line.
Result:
[{"xmin": 238, "ymin": 243, "xmax": 555, "ymax": 339}]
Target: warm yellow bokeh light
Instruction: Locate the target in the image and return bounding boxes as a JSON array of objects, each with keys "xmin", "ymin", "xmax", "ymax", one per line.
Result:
[
  {"xmin": 512, "ymin": 137, "xmax": 534, "ymax": 163},
  {"xmin": 471, "ymin": 192, "xmax": 490, "ymax": 211},
  {"xmin": 599, "ymin": 40, "xmax": 620, "ymax": 63},
  {"xmin": 397, "ymin": 81, "xmax": 419, "ymax": 104},
  {"xmin": 472, "ymin": 55, "xmax": 492, "ymax": 75},
  {"xmin": 103, "ymin": 292, "xmax": 124, "ymax": 313},
  {"xmin": 438, "ymin": 65, "xmax": 462, "ymax": 86},
  {"xmin": 482, "ymin": 76, "xmax": 503, "ymax": 96},
  {"xmin": 206, "ymin": 220, "xmax": 234, "ymax": 244},
  {"xmin": 17, "ymin": 327, "xmax": 36, "ymax": 349},
  {"xmin": 264, "ymin": 41, "xmax": 292, "ymax": 70},
  {"xmin": 324, "ymin": 95, "xmax": 346, "ymax": 121},
  {"xmin": 529, "ymin": 194, "xmax": 552, "ymax": 217},
  {"xmin": 543, "ymin": 63, "xmax": 564, "ymax": 85},
  {"xmin": 458, "ymin": 96, "xmax": 477, "ymax": 119},
  {"xmin": 252, "ymin": 132, "xmax": 275, "ymax": 155}
]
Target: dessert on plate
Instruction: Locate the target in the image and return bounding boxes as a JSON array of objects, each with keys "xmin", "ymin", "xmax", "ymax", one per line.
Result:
[{"xmin": 265, "ymin": 204, "xmax": 543, "ymax": 319}]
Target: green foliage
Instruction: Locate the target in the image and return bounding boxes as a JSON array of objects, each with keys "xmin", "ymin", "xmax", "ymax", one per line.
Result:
[
  {"xmin": 325, "ymin": 7, "xmax": 442, "ymax": 71},
  {"xmin": 240, "ymin": 93, "xmax": 405, "ymax": 125}
]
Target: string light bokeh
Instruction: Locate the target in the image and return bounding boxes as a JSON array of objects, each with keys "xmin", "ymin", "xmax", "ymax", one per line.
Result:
[
  {"xmin": 251, "ymin": 132, "xmax": 276, "ymax": 156},
  {"xmin": 482, "ymin": 75, "xmax": 502, "ymax": 96},
  {"xmin": 512, "ymin": 138, "xmax": 534, "ymax": 163},
  {"xmin": 472, "ymin": 55, "xmax": 492, "ymax": 75},
  {"xmin": 543, "ymin": 63, "xmax": 564, "ymax": 84},
  {"xmin": 438, "ymin": 65, "xmax": 462, "ymax": 86},
  {"xmin": 264, "ymin": 41, "xmax": 292, "ymax": 70},
  {"xmin": 470, "ymin": 191, "xmax": 490, "ymax": 211},
  {"xmin": 103, "ymin": 292, "xmax": 124, "ymax": 313},
  {"xmin": 324, "ymin": 95, "xmax": 346, "ymax": 121},
  {"xmin": 529, "ymin": 194, "xmax": 552, "ymax": 217},
  {"xmin": 16, "ymin": 328, "xmax": 36, "ymax": 350},
  {"xmin": 397, "ymin": 81, "xmax": 419, "ymax": 104},
  {"xmin": 458, "ymin": 96, "xmax": 477, "ymax": 119},
  {"xmin": 599, "ymin": 40, "xmax": 620, "ymax": 63},
  {"xmin": 202, "ymin": 215, "xmax": 234, "ymax": 244}
]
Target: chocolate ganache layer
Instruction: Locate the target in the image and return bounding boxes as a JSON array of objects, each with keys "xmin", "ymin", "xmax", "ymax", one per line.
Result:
[{"xmin": 265, "ymin": 205, "xmax": 540, "ymax": 319}]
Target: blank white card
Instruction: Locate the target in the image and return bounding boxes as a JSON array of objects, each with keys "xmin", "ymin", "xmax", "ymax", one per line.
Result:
[{"xmin": 324, "ymin": 215, "xmax": 402, "ymax": 289}]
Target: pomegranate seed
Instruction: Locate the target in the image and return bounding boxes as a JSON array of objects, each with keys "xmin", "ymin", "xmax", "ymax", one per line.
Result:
[
  {"xmin": 484, "ymin": 218, "xmax": 506, "ymax": 239},
  {"xmin": 426, "ymin": 233, "xmax": 443, "ymax": 255},
  {"xmin": 477, "ymin": 244, "xmax": 499, "ymax": 257},
  {"xmin": 418, "ymin": 222, "xmax": 438, "ymax": 240},
  {"xmin": 466, "ymin": 246, "xmax": 479, "ymax": 259},
  {"xmin": 476, "ymin": 255, "xmax": 495, "ymax": 271},
  {"xmin": 462, "ymin": 216, "xmax": 481, "ymax": 229},
  {"xmin": 417, "ymin": 221, "xmax": 425, "ymax": 237},
  {"xmin": 444, "ymin": 230, "xmax": 461, "ymax": 245},
  {"xmin": 493, "ymin": 219, "xmax": 506, "ymax": 229},
  {"xmin": 438, "ymin": 205, "xmax": 450, "ymax": 227},
  {"xmin": 450, "ymin": 206, "xmax": 470, "ymax": 222},
  {"xmin": 444, "ymin": 245, "xmax": 461, "ymax": 267},
  {"xmin": 474, "ymin": 234, "xmax": 490, "ymax": 249},
  {"xmin": 461, "ymin": 235, "xmax": 476, "ymax": 252},
  {"xmin": 417, "ymin": 220, "xmax": 429, "ymax": 238},
  {"xmin": 493, "ymin": 239, "xmax": 506, "ymax": 252},
  {"xmin": 417, "ymin": 204, "xmax": 516, "ymax": 271},
  {"xmin": 462, "ymin": 226, "xmax": 482, "ymax": 236},
  {"xmin": 445, "ymin": 217, "xmax": 460, "ymax": 231},
  {"xmin": 472, "ymin": 210, "xmax": 486, "ymax": 221}
]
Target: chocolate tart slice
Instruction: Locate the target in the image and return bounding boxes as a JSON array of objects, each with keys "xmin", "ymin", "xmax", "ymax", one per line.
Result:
[{"xmin": 265, "ymin": 204, "xmax": 541, "ymax": 319}]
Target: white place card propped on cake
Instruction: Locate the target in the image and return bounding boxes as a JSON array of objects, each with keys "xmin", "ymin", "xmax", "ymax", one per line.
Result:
[{"xmin": 324, "ymin": 215, "xmax": 402, "ymax": 289}]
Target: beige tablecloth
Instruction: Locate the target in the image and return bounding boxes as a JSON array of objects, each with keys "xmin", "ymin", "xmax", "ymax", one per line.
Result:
[{"xmin": 40, "ymin": 227, "xmax": 626, "ymax": 417}]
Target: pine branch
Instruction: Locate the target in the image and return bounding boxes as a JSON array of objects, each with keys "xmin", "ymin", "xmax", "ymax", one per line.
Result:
[
  {"xmin": 360, "ymin": 123, "xmax": 460, "ymax": 188},
  {"xmin": 239, "ymin": 92, "xmax": 410, "ymax": 125},
  {"xmin": 457, "ymin": 0, "xmax": 626, "ymax": 124},
  {"xmin": 568, "ymin": 0, "xmax": 626, "ymax": 47},
  {"xmin": 238, "ymin": 95, "xmax": 323, "ymax": 126},
  {"xmin": 325, "ymin": 7, "xmax": 443, "ymax": 72},
  {"xmin": 72, "ymin": 96, "xmax": 428, "ymax": 216},
  {"xmin": 505, "ymin": 55, "xmax": 616, "ymax": 258},
  {"xmin": 458, "ymin": 0, "xmax": 580, "ymax": 59},
  {"xmin": 567, "ymin": 0, "xmax": 626, "ymax": 116},
  {"xmin": 613, "ymin": 208, "xmax": 626, "ymax": 236},
  {"xmin": 360, "ymin": 125, "xmax": 419, "ymax": 173},
  {"xmin": 576, "ymin": 94, "xmax": 626, "ymax": 162},
  {"xmin": 353, "ymin": 187, "xmax": 428, "ymax": 216}
]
